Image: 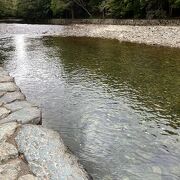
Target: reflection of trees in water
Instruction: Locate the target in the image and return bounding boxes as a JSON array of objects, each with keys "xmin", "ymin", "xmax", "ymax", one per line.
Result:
[
  {"xmin": 45, "ymin": 37, "xmax": 180, "ymax": 129},
  {"xmin": 0, "ymin": 37, "xmax": 15, "ymax": 65}
]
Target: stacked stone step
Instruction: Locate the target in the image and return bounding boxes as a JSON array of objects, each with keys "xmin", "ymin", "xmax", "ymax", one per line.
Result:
[
  {"xmin": 0, "ymin": 122, "xmax": 37, "ymax": 179},
  {"xmin": 0, "ymin": 67, "xmax": 89, "ymax": 180}
]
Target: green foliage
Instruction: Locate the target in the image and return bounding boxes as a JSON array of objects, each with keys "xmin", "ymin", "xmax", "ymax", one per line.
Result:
[
  {"xmin": 17, "ymin": 0, "xmax": 51, "ymax": 19},
  {"xmin": 0, "ymin": 0, "xmax": 180, "ymax": 19},
  {"xmin": 0, "ymin": 0, "xmax": 17, "ymax": 17},
  {"xmin": 170, "ymin": 0, "xmax": 180, "ymax": 7},
  {"xmin": 51, "ymin": 0, "xmax": 72, "ymax": 17}
]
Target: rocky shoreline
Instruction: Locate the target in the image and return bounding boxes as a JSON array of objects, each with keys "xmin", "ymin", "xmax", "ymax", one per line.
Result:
[
  {"xmin": 62, "ymin": 24, "xmax": 180, "ymax": 48},
  {"xmin": 0, "ymin": 23, "xmax": 180, "ymax": 48},
  {"xmin": 0, "ymin": 67, "xmax": 89, "ymax": 179}
]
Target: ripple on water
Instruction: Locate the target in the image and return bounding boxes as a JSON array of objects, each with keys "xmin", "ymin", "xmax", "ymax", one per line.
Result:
[{"xmin": 0, "ymin": 32, "xmax": 180, "ymax": 180}]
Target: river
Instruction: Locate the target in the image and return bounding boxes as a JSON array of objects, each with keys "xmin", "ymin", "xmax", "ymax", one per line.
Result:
[{"xmin": 0, "ymin": 24, "xmax": 180, "ymax": 180}]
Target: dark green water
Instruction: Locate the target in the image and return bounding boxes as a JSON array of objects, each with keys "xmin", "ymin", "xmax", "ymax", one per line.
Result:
[{"xmin": 0, "ymin": 34, "xmax": 180, "ymax": 180}]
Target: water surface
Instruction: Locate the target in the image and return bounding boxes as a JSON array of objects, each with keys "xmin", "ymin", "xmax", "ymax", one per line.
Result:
[{"xmin": 0, "ymin": 29, "xmax": 180, "ymax": 179}]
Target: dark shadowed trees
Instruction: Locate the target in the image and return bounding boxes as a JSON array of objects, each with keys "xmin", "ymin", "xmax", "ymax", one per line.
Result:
[
  {"xmin": 0, "ymin": 0, "xmax": 17, "ymax": 18},
  {"xmin": 17, "ymin": 0, "xmax": 51, "ymax": 19},
  {"xmin": 0, "ymin": 0, "xmax": 180, "ymax": 19}
]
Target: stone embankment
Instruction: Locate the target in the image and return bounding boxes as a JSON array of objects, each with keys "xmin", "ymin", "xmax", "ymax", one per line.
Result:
[
  {"xmin": 48, "ymin": 18, "xmax": 180, "ymax": 26},
  {"xmin": 0, "ymin": 67, "xmax": 89, "ymax": 179}
]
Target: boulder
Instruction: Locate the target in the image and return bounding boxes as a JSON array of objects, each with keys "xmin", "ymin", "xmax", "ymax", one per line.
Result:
[{"xmin": 15, "ymin": 125, "xmax": 89, "ymax": 180}]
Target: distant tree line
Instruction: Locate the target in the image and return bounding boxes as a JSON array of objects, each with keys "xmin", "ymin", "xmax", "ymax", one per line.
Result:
[{"xmin": 0, "ymin": 0, "xmax": 180, "ymax": 19}]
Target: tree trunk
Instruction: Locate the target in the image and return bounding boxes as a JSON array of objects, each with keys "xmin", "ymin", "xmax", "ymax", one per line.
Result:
[
  {"xmin": 169, "ymin": 7, "xmax": 173, "ymax": 17},
  {"xmin": 102, "ymin": 9, "xmax": 105, "ymax": 19},
  {"xmin": 71, "ymin": 6, "xmax": 74, "ymax": 19},
  {"xmin": 73, "ymin": 0, "xmax": 92, "ymax": 17}
]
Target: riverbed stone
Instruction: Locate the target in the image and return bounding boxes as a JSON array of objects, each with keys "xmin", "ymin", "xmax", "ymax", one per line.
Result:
[
  {"xmin": 0, "ymin": 142, "xmax": 18, "ymax": 164},
  {"xmin": 0, "ymin": 91, "xmax": 25, "ymax": 104},
  {"xmin": 0, "ymin": 82, "xmax": 19, "ymax": 92},
  {"xmin": 4, "ymin": 101, "xmax": 33, "ymax": 112},
  {"xmin": 0, "ymin": 159, "xmax": 21, "ymax": 179},
  {"xmin": 0, "ymin": 107, "xmax": 11, "ymax": 119},
  {"xmin": 0, "ymin": 122, "xmax": 18, "ymax": 142},
  {"xmin": 0, "ymin": 75, "xmax": 14, "ymax": 83},
  {"xmin": 0, "ymin": 107, "xmax": 41, "ymax": 124},
  {"xmin": 15, "ymin": 125, "xmax": 89, "ymax": 180}
]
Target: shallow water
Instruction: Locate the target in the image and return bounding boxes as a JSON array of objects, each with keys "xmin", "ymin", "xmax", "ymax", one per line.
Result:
[{"xmin": 0, "ymin": 28, "xmax": 180, "ymax": 179}]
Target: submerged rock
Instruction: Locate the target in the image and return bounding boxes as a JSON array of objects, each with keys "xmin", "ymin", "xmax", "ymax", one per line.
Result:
[{"xmin": 15, "ymin": 125, "xmax": 89, "ymax": 180}]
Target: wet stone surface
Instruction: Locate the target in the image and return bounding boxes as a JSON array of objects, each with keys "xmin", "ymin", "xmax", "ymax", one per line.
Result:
[{"xmin": 15, "ymin": 124, "xmax": 89, "ymax": 180}]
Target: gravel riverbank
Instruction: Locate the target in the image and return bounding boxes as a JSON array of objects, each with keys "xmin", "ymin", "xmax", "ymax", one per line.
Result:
[{"xmin": 0, "ymin": 23, "xmax": 180, "ymax": 48}]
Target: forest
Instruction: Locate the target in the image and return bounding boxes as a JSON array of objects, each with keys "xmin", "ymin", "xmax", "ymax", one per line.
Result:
[{"xmin": 0, "ymin": 0, "xmax": 180, "ymax": 19}]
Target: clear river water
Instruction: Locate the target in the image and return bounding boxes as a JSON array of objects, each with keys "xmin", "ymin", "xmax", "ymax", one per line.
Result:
[{"xmin": 0, "ymin": 24, "xmax": 180, "ymax": 180}]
